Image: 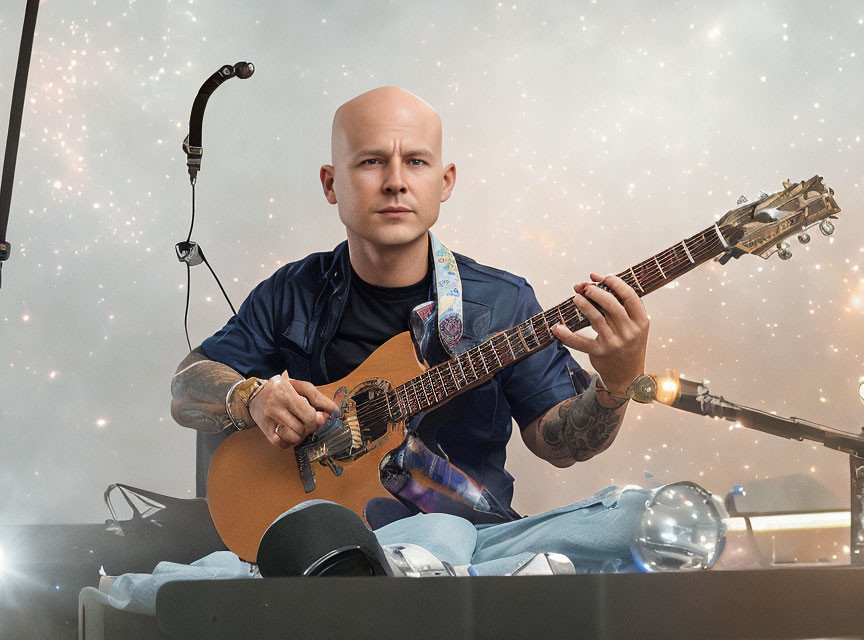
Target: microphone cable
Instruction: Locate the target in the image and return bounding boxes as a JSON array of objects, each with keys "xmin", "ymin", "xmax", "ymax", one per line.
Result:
[{"xmin": 178, "ymin": 61, "xmax": 254, "ymax": 350}]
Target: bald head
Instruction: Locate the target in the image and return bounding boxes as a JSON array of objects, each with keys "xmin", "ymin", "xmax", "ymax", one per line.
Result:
[
  {"xmin": 330, "ymin": 86, "xmax": 443, "ymax": 168},
  {"xmin": 319, "ymin": 86, "xmax": 456, "ymax": 263}
]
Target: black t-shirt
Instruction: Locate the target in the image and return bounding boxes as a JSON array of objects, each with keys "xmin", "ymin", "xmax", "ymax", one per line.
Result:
[{"xmin": 324, "ymin": 263, "xmax": 432, "ymax": 381}]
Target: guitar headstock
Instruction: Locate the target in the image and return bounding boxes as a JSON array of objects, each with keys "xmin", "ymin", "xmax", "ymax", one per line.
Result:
[{"xmin": 716, "ymin": 175, "xmax": 840, "ymax": 261}]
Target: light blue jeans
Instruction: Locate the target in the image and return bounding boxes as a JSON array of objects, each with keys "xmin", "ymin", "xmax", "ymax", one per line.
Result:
[{"xmin": 374, "ymin": 485, "xmax": 651, "ymax": 575}]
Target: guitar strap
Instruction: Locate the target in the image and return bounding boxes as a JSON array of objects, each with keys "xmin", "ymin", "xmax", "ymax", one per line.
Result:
[
  {"xmin": 374, "ymin": 233, "xmax": 520, "ymax": 525},
  {"xmin": 429, "ymin": 232, "xmax": 463, "ymax": 355}
]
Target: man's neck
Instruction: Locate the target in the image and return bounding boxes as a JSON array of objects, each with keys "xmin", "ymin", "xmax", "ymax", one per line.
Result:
[{"xmin": 346, "ymin": 231, "xmax": 430, "ymax": 288}]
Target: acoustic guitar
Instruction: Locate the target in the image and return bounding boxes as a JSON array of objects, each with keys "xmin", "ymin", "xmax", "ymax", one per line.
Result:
[{"xmin": 208, "ymin": 176, "xmax": 841, "ymax": 561}]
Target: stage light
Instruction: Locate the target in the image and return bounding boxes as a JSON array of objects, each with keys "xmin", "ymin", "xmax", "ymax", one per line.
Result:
[
  {"xmin": 653, "ymin": 371, "xmax": 681, "ymax": 406},
  {"xmin": 857, "ymin": 380, "xmax": 864, "ymax": 405}
]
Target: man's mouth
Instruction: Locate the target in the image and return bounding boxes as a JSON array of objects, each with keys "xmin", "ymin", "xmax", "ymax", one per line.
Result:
[{"xmin": 377, "ymin": 206, "xmax": 413, "ymax": 218}]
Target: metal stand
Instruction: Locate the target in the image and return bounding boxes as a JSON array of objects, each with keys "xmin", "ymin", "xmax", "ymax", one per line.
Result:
[
  {"xmin": 850, "ymin": 454, "xmax": 864, "ymax": 566},
  {"xmin": 660, "ymin": 377, "xmax": 864, "ymax": 566}
]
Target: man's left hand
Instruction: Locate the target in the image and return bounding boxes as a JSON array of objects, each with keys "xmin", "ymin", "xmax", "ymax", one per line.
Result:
[{"xmin": 551, "ymin": 272, "xmax": 649, "ymax": 396}]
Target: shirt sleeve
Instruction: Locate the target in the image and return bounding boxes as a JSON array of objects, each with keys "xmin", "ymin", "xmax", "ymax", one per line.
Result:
[
  {"xmin": 500, "ymin": 280, "xmax": 591, "ymax": 430},
  {"xmin": 198, "ymin": 273, "xmax": 285, "ymax": 379}
]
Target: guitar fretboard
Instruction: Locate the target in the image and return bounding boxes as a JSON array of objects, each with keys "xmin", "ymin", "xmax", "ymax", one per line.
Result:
[{"xmin": 357, "ymin": 223, "xmax": 739, "ymax": 427}]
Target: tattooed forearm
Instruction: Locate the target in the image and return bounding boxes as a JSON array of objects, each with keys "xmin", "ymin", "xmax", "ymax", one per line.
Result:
[
  {"xmin": 535, "ymin": 376, "xmax": 628, "ymax": 466},
  {"xmin": 170, "ymin": 347, "xmax": 244, "ymax": 433}
]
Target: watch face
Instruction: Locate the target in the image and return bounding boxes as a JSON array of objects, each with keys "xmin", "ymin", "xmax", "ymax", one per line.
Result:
[{"xmin": 630, "ymin": 375, "xmax": 657, "ymax": 403}]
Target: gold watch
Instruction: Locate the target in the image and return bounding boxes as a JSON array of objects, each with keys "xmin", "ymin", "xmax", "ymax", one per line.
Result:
[
  {"xmin": 624, "ymin": 373, "xmax": 657, "ymax": 404},
  {"xmin": 226, "ymin": 377, "xmax": 266, "ymax": 430}
]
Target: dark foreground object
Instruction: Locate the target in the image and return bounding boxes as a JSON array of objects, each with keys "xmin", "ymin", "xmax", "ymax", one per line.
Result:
[{"xmin": 79, "ymin": 567, "xmax": 864, "ymax": 640}]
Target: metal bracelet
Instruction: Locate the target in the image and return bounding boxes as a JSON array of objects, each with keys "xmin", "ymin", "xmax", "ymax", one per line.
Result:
[{"xmin": 225, "ymin": 378, "xmax": 253, "ymax": 430}]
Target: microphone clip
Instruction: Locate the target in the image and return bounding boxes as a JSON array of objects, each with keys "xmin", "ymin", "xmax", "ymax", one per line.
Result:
[
  {"xmin": 175, "ymin": 240, "xmax": 204, "ymax": 267},
  {"xmin": 182, "ymin": 136, "xmax": 203, "ymax": 185}
]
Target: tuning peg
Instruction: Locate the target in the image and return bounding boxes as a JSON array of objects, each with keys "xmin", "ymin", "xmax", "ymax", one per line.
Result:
[
  {"xmin": 777, "ymin": 242, "xmax": 792, "ymax": 260},
  {"xmin": 758, "ymin": 190, "xmax": 769, "ymax": 199},
  {"xmin": 819, "ymin": 219, "xmax": 835, "ymax": 236},
  {"xmin": 797, "ymin": 233, "xmax": 811, "ymax": 245},
  {"xmin": 736, "ymin": 194, "xmax": 748, "ymax": 205}
]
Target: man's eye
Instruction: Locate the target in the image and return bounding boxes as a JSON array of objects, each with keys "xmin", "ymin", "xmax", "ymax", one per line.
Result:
[
  {"xmin": 408, "ymin": 159, "xmax": 426, "ymax": 166},
  {"xmin": 361, "ymin": 159, "xmax": 380, "ymax": 165}
]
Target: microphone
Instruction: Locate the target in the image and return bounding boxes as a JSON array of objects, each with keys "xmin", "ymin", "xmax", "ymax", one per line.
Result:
[
  {"xmin": 182, "ymin": 61, "xmax": 255, "ymax": 184},
  {"xmin": 233, "ymin": 61, "xmax": 254, "ymax": 79}
]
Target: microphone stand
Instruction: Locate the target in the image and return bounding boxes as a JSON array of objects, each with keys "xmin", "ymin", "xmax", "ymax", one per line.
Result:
[{"xmin": 655, "ymin": 376, "xmax": 864, "ymax": 566}]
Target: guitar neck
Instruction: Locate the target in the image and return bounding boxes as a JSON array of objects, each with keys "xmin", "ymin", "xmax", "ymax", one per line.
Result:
[{"xmin": 386, "ymin": 222, "xmax": 738, "ymax": 421}]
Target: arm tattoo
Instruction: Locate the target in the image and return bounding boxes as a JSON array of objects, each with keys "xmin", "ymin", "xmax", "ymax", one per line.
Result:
[
  {"xmin": 537, "ymin": 375, "xmax": 628, "ymax": 465},
  {"xmin": 170, "ymin": 347, "xmax": 244, "ymax": 433}
]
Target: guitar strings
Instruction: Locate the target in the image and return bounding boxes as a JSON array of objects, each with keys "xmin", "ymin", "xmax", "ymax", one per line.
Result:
[
  {"xmin": 356, "ymin": 230, "xmax": 727, "ymax": 426},
  {"xmin": 355, "ymin": 229, "xmax": 729, "ymax": 427}
]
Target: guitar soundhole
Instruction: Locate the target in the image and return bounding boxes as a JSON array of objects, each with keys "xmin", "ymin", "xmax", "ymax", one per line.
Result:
[
  {"xmin": 345, "ymin": 379, "xmax": 395, "ymax": 446},
  {"xmin": 353, "ymin": 388, "xmax": 390, "ymax": 442}
]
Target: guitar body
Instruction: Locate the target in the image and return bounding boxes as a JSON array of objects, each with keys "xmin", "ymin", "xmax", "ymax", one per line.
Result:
[{"xmin": 207, "ymin": 331, "xmax": 424, "ymax": 562}]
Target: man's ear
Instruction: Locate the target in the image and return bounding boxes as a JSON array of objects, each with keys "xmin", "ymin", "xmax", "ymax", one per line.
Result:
[
  {"xmin": 320, "ymin": 165, "xmax": 337, "ymax": 204},
  {"xmin": 440, "ymin": 162, "xmax": 456, "ymax": 203}
]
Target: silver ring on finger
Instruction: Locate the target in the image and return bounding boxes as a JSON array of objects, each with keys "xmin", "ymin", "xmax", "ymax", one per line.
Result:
[{"xmin": 274, "ymin": 424, "xmax": 281, "ymax": 436}]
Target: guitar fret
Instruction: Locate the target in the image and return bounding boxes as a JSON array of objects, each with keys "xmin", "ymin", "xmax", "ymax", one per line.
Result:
[
  {"xmin": 527, "ymin": 319, "xmax": 540, "ymax": 348},
  {"xmin": 516, "ymin": 322, "xmax": 530, "ymax": 353},
  {"xmin": 629, "ymin": 267, "xmax": 644, "ymax": 293},
  {"xmin": 466, "ymin": 350, "xmax": 479, "ymax": 379},
  {"xmin": 407, "ymin": 383, "xmax": 418, "ymax": 414},
  {"xmin": 653, "ymin": 255, "xmax": 666, "ymax": 280},
  {"xmin": 411, "ymin": 378, "xmax": 429, "ymax": 408},
  {"xmin": 394, "ymin": 388, "xmax": 405, "ymax": 417},
  {"xmin": 681, "ymin": 240, "xmax": 695, "ymax": 264},
  {"xmin": 504, "ymin": 331, "xmax": 517, "ymax": 359},
  {"xmin": 427, "ymin": 373, "xmax": 439, "ymax": 403},
  {"xmin": 435, "ymin": 366, "xmax": 447, "ymax": 395},
  {"xmin": 569, "ymin": 302, "xmax": 585, "ymax": 327},
  {"xmin": 477, "ymin": 347, "xmax": 490, "ymax": 374},
  {"xmin": 490, "ymin": 339, "xmax": 503, "ymax": 368},
  {"xmin": 456, "ymin": 354, "xmax": 469, "ymax": 385},
  {"xmin": 399, "ymin": 388, "xmax": 410, "ymax": 418},
  {"xmin": 447, "ymin": 361, "xmax": 460, "ymax": 390},
  {"xmin": 383, "ymin": 390, "xmax": 394, "ymax": 420},
  {"xmin": 556, "ymin": 306, "xmax": 567, "ymax": 328},
  {"xmin": 540, "ymin": 312, "xmax": 552, "ymax": 339}
]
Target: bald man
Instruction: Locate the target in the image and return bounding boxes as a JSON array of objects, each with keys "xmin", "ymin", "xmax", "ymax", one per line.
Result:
[{"xmin": 171, "ymin": 87, "xmax": 650, "ymax": 570}]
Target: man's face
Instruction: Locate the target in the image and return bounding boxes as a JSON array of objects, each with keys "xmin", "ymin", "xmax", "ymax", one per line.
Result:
[{"xmin": 321, "ymin": 91, "xmax": 455, "ymax": 249}]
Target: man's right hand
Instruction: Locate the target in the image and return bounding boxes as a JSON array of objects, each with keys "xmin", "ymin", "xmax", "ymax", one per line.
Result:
[{"xmin": 249, "ymin": 371, "xmax": 339, "ymax": 449}]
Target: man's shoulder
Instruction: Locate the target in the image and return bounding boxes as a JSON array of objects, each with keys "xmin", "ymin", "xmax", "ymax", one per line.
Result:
[
  {"xmin": 263, "ymin": 242, "xmax": 346, "ymax": 290},
  {"xmin": 453, "ymin": 251, "xmax": 528, "ymax": 288},
  {"xmin": 452, "ymin": 251, "xmax": 535, "ymax": 330}
]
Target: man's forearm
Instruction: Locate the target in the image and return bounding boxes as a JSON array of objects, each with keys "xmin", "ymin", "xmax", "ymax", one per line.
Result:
[
  {"xmin": 531, "ymin": 376, "xmax": 628, "ymax": 467},
  {"xmin": 170, "ymin": 347, "xmax": 243, "ymax": 433}
]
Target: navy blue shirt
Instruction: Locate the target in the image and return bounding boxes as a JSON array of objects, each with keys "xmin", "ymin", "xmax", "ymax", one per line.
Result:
[{"xmin": 200, "ymin": 241, "xmax": 587, "ymax": 508}]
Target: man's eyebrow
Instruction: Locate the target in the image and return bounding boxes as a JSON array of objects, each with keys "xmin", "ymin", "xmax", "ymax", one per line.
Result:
[{"xmin": 352, "ymin": 148, "xmax": 436, "ymax": 160}]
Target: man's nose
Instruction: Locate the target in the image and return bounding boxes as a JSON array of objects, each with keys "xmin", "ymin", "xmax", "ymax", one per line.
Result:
[{"xmin": 382, "ymin": 161, "xmax": 408, "ymax": 194}]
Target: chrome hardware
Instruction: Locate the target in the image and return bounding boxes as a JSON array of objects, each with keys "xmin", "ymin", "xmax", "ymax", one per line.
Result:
[
  {"xmin": 777, "ymin": 242, "xmax": 792, "ymax": 260},
  {"xmin": 797, "ymin": 233, "xmax": 810, "ymax": 245},
  {"xmin": 324, "ymin": 458, "xmax": 343, "ymax": 476},
  {"xmin": 736, "ymin": 194, "xmax": 748, "ymax": 205},
  {"xmin": 819, "ymin": 219, "xmax": 835, "ymax": 236}
]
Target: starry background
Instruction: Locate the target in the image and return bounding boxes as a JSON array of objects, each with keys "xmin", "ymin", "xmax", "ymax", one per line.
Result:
[{"xmin": 0, "ymin": 0, "xmax": 862, "ymax": 529}]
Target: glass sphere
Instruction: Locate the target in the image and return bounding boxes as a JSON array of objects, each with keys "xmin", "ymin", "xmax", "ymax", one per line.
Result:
[{"xmin": 631, "ymin": 481, "xmax": 727, "ymax": 572}]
